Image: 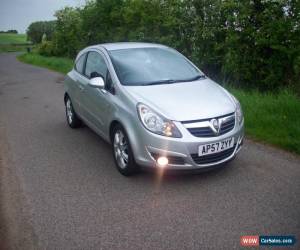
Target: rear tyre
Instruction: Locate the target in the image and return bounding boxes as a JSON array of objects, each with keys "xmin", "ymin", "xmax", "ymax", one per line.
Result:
[
  {"xmin": 112, "ymin": 125, "xmax": 139, "ymax": 176},
  {"xmin": 65, "ymin": 96, "xmax": 82, "ymax": 128}
]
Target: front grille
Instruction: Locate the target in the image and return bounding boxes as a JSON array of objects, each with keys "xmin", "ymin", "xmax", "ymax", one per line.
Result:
[
  {"xmin": 184, "ymin": 113, "xmax": 235, "ymax": 138},
  {"xmin": 191, "ymin": 145, "xmax": 236, "ymax": 165},
  {"xmin": 219, "ymin": 117, "xmax": 235, "ymax": 135},
  {"xmin": 187, "ymin": 127, "xmax": 215, "ymax": 137}
]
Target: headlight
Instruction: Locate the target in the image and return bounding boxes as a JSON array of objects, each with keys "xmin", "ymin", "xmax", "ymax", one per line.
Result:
[
  {"xmin": 231, "ymin": 95, "xmax": 243, "ymax": 125},
  {"xmin": 137, "ymin": 103, "xmax": 182, "ymax": 138},
  {"xmin": 236, "ymin": 101, "xmax": 243, "ymax": 125}
]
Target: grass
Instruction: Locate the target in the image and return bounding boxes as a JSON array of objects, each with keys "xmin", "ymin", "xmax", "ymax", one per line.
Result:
[
  {"xmin": 17, "ymin": 52, "xmax": 300, "ymax": 155},
  {"xmin": 231, "ymin": 88, "xmax": 300, "ymax": 154},
  {"xmin": 18, "ymin": 52, "xmax": 73, "ymax": 74},
  {"xmin": 0, "ymin": 33, "xmax": 32, "ymax": 52},
  {"xmin": 0, "ymin": 33, "xmax": 28, "ymax": 45}
]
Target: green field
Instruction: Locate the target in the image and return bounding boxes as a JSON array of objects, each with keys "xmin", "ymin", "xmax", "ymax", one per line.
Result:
[
  {"xmin": 18, "ymin": 52, "xmax": 300, "ymax": 155},
  {"xmin": 0, "ymin": 33, "xmax": 31, "ymax": 52},
  {"xmin": 0, "ymin": 33, "xmax": 28, "ymax": 45}
]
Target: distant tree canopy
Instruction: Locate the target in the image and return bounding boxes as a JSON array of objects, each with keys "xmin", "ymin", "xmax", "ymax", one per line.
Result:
[
  {"xmin": 0, "ymin": 30, "xmax": 18, "ymax": 33},
  {"xmin": 26, "ymin": 21, "xmax": 56, "ymax": 44},
  {"xmin": 28, "ymin": 0, "xmax": 300, "ymax": 91}
]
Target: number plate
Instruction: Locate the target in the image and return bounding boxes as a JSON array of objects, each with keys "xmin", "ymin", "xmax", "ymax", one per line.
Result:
[{"xmin": 198, "ymin": 137, "xmax": 235, "ymax": 156}]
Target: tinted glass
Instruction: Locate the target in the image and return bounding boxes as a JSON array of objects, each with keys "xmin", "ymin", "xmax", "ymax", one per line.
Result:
[
  {"xmin": 75, "ymin": 54, "xmax": 86, "ymax": 74},
  {"xmin": 109, "ymin": 47, "xmax": 202, "ymax": 86},
  {"xmin": 85, "ymin": 51, "xmax": 107, "ymax": 79}
]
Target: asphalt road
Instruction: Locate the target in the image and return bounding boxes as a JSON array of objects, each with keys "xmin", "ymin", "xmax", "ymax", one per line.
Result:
[{"xmin": 0, "ymin": 53, "xmax": 299, "ymax": 250}]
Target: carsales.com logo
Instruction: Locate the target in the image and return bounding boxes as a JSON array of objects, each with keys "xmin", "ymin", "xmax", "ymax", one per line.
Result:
[{"xmin": 240, "ymin": 235, "xmax": 296, "ymax": 247}]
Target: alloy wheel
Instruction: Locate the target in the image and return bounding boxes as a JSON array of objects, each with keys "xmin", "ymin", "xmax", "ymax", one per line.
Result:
[
  {"xmin": 113, "ymin": 130, "xmax": 129, "ymax": 169},
  {"xmin": 66, "ymin": 99, "xmax": 73, "ymax": 124}
]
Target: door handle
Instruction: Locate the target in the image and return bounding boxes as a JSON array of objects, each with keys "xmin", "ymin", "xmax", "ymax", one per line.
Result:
[{"xmin": 78, "ymin": 85, "xmax": 84, "ymax": 91}]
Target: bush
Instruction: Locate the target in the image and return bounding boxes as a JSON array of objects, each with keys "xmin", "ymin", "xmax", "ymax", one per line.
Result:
[
  {"xmin": 27, "ymin": 0, "xmax": 300, "ymax": 92},
  {"xmin": 37, "ymin": 41, "xmax": 56, "ymax": 57}
]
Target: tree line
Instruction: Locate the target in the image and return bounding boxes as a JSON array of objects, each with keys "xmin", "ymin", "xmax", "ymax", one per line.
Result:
[
  {"xmin": 0, "ymin": 30, "xmax": 18, "ymax": 34},
  {"xmin": 26, "ymin": 0, "xmax": 300, "ymax": 92}
]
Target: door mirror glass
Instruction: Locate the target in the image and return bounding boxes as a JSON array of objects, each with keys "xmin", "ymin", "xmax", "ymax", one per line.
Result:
[{"xmin": 89, "ymin": 77, "xmax": 105, "ymax": 88}]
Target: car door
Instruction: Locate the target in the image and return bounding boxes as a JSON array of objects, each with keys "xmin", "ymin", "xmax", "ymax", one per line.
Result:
[
  {"xmin": 80, "ymin": 50, "xmax": 113, "ymax": 135},
  {"xmin": 68, "ymin": 53, "xmax": 87, "ymax": 115}
]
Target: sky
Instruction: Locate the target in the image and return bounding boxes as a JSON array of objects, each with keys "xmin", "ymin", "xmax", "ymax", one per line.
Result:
[{"xmin": 0, "ymin": 0, "xmax": 86, "ymax": 33}]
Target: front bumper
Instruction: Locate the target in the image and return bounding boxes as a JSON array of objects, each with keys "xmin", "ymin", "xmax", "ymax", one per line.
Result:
[{"xmin": 130, "ymin": 118, "xmax": 244, "ymax": 170}]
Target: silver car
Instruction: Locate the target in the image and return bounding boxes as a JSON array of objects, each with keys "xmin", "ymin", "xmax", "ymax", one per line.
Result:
[{"xmin": 64, "ymin": 42, "xmax": 244, "ymax": 176}]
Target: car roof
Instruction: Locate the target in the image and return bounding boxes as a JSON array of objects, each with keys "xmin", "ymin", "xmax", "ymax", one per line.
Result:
[{"xmin": 90, "ymin": 42, "xmax": 167, "ymax": 51}]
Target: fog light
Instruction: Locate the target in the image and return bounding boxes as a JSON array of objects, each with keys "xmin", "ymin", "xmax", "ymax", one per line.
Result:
[{"xmin": 157, "ymin": 156, "xmax": 168, "ymax": 167}]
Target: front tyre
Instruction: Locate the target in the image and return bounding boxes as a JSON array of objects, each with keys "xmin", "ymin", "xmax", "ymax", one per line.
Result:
[
  {"xmin": 65, "ymin": 96, "xmax": 82, "ymax": 128},
  {"xmin": 112, "ymin": 125, "xmax": 139, "ymax": 176}
]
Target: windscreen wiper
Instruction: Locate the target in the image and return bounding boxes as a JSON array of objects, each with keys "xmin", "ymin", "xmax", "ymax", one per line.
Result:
[
  {"xmin": 179, "ymin": 75, "xmax": 206, "ymax": 82},
  {"xmin": 142, "ymin": 75, "xmax": 206, "ymax": 86},
  {"xmin": 144, "ymin": 79, "xmax": 177, "ymax": 86}
]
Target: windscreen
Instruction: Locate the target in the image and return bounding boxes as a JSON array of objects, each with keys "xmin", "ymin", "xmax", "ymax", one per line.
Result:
[{"xmin": 109, "ymin": 47, "xmax": 202, "ymax": 86}]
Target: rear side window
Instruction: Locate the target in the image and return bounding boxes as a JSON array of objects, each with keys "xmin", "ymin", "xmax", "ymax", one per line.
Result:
[
  {"xmin": 85, "ymin": 51, "xmax": 108, "ymax": 80},
  {"xmin": 74, "ymin": 54, "xmax": 86, "ymax": 74}
]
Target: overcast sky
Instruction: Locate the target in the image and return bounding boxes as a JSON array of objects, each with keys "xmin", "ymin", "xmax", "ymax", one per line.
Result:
[{"xmin": 0, "ymin": 0, "xmax": 86, "ymax": 33}]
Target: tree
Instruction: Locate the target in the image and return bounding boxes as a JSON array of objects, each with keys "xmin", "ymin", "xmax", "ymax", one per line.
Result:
[
  {"xmin": 53, "ymin": 7, "xmax": 83, "ymax": 57},
  {"xmin": 27, "ymin": 21, "xmax": 56, "ymax": 44}
]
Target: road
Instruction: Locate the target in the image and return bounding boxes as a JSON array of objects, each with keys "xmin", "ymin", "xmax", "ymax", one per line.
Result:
[{"xmin": 0, "ymin": 53, "xmax": 299, "ymax": 250}]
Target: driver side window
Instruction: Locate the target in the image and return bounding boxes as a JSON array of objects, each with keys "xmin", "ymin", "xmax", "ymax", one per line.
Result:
[
  {"xmin": 85, "ymin": 51, "xmax": 107, "ymax": 80},
  {"xmin": 74, "ymin": 53, "xmax": 86, "ymax": 74},
  {"xmin": 84, "ymin": 51, "xmax": 115, "ymax": 94}
]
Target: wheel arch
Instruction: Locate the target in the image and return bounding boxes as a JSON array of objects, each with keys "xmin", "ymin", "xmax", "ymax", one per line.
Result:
[
  {"xmin": 64, "ymin": 92, "xmax": 69, "ymax": 104},
  {"xmin": 109, "ymin": 120, "xmax": 122, "ymax": 143}
]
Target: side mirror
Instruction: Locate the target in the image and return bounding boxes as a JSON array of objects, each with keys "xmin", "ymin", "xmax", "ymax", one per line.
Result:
[{"xmin": 89, "ymin": 77, "xmax": 105, "ymax": 88}]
